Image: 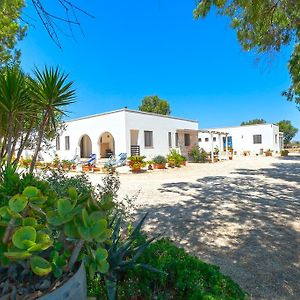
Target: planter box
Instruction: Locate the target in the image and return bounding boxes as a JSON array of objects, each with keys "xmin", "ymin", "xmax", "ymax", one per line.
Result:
[
  {"xmin": 39, "ymin": 263, "xmax": 86, "ymax": 300},
  {"xmin": 154, "ymin": 163, "xmax": 166, "ymax": 169},
  {"xmin": 265, "ymin": 152, "xmax": 272, "ymax": 157},
  {"xmin": 93, "ymin": 167, "xmax": 101, "ymax": 172}
]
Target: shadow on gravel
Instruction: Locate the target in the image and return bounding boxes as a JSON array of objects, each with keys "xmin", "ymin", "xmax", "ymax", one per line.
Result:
[{"xmin": 135, "ymin": 160, "xmax": 300, "ymax": 300}]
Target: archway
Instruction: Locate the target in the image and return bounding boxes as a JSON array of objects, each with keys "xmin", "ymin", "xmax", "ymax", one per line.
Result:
[
  {"xmin": 79, "ymin": 135, "xmax": 92, "ymax": 158},
  {"xmin": 99, "ymin": 132, "xmax": 115, "ymax": 158}
]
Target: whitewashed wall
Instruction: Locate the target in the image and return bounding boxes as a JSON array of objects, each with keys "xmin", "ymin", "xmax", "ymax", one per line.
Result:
[
  {"xmin": 54, "ymin": 110, "xmax": 127, "ymax": 161},
  {"xmin": 124, "ymin": 110, "xmax": 198, "ymax": 159},
  {"xmin": 198, "ymin": 124, "xmax": 282, "ymax": 155},
  {"xmin": 37, "ymin": 109, "xmax": 198, "ymax": 162}
]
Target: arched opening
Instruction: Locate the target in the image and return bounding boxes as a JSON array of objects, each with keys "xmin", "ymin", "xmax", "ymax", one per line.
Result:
[
  {"xmin": 79, "ymin": 135, "xmax": 92, "ymax": 158},
  {"xmin": 99, "ymin": 132, "xmax": 115, "ymax": 158}
]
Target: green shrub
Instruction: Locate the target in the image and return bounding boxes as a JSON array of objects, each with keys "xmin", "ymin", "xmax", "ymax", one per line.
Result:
[
  {"xmin": 88, "ymin": 238, "xmax": 247, "ymax": 300},
  {"xmin": 167, "ymin": 149, "xmax": 186, "ymax": 167},
  {"xmin": 153, "ymin": 155, "xmax": 167, "ymax": 164},
  {"xmin": 281, "ymin": 149, "xmax": 289, "ymax": 156},
  {"xmin": 189, "ymin": 146, "xmax": 208, "ymax": 163}
]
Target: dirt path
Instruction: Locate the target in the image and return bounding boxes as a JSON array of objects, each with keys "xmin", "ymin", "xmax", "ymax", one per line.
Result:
[{"xmin": 88, "ymin": 155, "xmax": 300, "ymax": 299}]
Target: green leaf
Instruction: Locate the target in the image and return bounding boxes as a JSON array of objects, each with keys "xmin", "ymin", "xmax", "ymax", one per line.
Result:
[
  {"xmin": 77, "ymin": 224, "xmax": 92, "ymax": 241},
  {"xmin": 12, "ymin": 226, "xmax": 36, "ymax": 250},
  {"xmin": 46, "ymin": 211, "xmax": 65, "ymax": 226},
  {"xmin": 82, "ymin": 208, "xmax": 89, "ymax": 227},
  {"xmin": 91, "ymin": 219, "xmax": 107, "ymax": 238},
  {"xmin": 9, "ymin": 194, "xmax": 28, "ymax": 213},
  {"xmin": 63, "ymin": 221, "xmax": 79, "ymax": 238},
  {"xmin": 97, "ymin": 259, "xmax": 109, "ymax": 274},
  {"xmin": 95, "ymin": 248, "xmax": 108, "ymax": 262},
  {"xmin": 68, "ymin": 187, "xmax": 78, "ymax": 201},
  {"xmin": 23, "ymin": 217, "xmax": 37, "ymax": 227},
  {"xmin": 23, "ymin": 186, "xmax": 39, "ymax": 198},
  {"xmin": 30, "ymin": 256, "xmax": 52, "ymax": 276},
  {"xmin": 4, "ymin": 250, "xmax": 32, "ymax": 260},
  {"xmin": 28, "ymin": 196, "xmax": 47, "ymax": 205},
  {"xmin": 52, "ymin": 264, "xmax": 63, "ymax": 278},
  {"xmin": 58, "ymin": 198, "xmax": 73, "ymax": 218}
]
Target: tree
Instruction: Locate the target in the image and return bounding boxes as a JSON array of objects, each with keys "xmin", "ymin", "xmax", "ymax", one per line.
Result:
[
  {"xmin": 194, "ymin": 1, "xmax": 300, "ymax": 107},
  {"xmin": 278, "ymin": 120, "xmax": 298, "ymax": 145},
  {"xmin": 241, "ymin": 119, "xmax": 266, "ymax": 126},
  {"xmin": 29, "ymin": 66, "xmax": 75, "ymax": 172},
  {"xmin": 0, "ymin": 0, "xmax": 27, "ymax": 66},
  {"xmin": 139, "ymin": 96, "xmax": 171, "ymax": 115}
]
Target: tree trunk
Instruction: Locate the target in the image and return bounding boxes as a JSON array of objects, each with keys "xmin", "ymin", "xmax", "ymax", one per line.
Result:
[
  {"xmin": 5, "ymin": 113, "xmax": 14, "ymax": 167},
  {"xmin": 29, "ymin": 113, "xmax": 48, "ymax": 173},
  {"xmin": 13, "ymin": 119, "xmax": 35, "ymax": 167}
]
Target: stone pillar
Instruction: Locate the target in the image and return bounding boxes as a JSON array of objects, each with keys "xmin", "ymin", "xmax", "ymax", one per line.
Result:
[
  {"xmin": 225, "ymin": 134, "xmax": 229, "ymax": 157},
  {"xmin": 210, "ymin": 132, "xmax": 214, "ymax": 163}
]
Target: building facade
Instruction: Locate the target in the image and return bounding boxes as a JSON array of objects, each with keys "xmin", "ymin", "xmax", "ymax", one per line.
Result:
[
  {"xmin": 198, "ymin": 123, "xmax": 283, "ymax": 155},
  {"xmin": 49, "ymin": 108, "xmax": 199, "ymax": 161}
]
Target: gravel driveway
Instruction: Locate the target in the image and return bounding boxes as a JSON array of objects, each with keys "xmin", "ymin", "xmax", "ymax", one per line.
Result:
[{"xmin": 88, "ymin": 155, "xmax": 300, "ymax": 300}]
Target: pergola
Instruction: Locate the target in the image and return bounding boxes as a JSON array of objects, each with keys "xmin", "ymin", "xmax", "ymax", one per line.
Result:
[
  {"xmin": 198, "ymin": 129, "xmax": 230, "ymax": 162},
  {"xmin": 177, "ymin": 129, "xmax": 230, "ymax": 163}
]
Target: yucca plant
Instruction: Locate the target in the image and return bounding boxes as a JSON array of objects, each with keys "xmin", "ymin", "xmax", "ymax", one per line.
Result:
[
  {"xmin": 29, "ymin": 66, "xmax": 76, "ymax": 173},
  {"xmin": 94, "ymin": 213, "xmax": 164, "ymax": 300}
]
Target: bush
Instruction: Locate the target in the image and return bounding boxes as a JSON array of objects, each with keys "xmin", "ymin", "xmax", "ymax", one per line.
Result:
[
  {"xmin": 88, "ymin": 238, "xmax": 247, "ymax": 300},
  {"xmin": 153, "ymin": 155, "xmax": 167, "ymax": 164},
  {"xmin": 281, "ymin": 149, "xmax": 289, "ymax": 156},
  {"xmin": 167, "ymin": 149, "xmax": 186, "ymax": 167},
  {"xmin": 189, "ymin": 146, "xmax": 208, "ymax": 163}
]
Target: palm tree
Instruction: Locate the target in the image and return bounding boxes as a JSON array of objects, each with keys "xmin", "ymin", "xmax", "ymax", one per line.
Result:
[
  {"xmin": 29, "ymin": 66, "xmax": 75, "ymax": 173},
  {"xmin": 0, "ymin": 66, "xmax": 31, "ymax": 167}
]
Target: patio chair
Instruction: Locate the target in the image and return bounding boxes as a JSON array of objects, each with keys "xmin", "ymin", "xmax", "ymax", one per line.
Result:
[
  {"xmin": 105, "ymin": 153, "xmax": 127, "ymax": 168},
  {"xmin": 78, "ymin": 153, "xmax": 96, "ymax": 166}
]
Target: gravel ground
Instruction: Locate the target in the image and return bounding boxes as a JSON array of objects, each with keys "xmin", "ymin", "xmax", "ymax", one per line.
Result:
[{"xmin": 87, "ymin": 155, "xmax": 300, "ymax": 300}]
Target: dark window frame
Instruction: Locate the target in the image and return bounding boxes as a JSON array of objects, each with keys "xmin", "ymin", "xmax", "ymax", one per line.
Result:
[
  {"xmin": 184, "ymin": 133, "xmax": 190, "ymax": 146},
  {"xmin": 253, "ymin": 134, "xmax": 262, "ymax": 144},
  {"xmin": 144, "ymin": 131, "xmax": 153, "ymax": 148},
  {"xmin": 56, "ymin": 136, "xmax": 60, "ymax": 150},
  {"xmin": 65, "ymin": 136, "xmax": 70, "ymax": 150}
]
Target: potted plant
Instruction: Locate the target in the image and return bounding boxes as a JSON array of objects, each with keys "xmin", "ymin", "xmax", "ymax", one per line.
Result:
[
  {"xmin": 103, "ymin": 163, "xmax": 116, "ymax": 174},
  {"xmin": 264, "ymin": 149, "xmax": 273, "ymax": 156},
  {"xmin": 0, "ymin": 170, "xmax": 112, "ymax": 299},
  {"xmin": 127, "ymin": 156, "xmax": 146, "ymax": 172},
  {"xmin": 167, "ymin": 149, "xmax": 182, "ymax": 167},
  {"xmin": 179, "ymin": 155, "xmax": 187, "ymax": 166},
  {"xmin": 281, "ymin": 149, "xmax": 289, "ymax": 156},
  {"xmin": 147, "ymin": 160, "xmax": 154, "ymax": 170},
  {"xmin": 153, "ymin": 155, "xmax": 167, "ymax": 169}
]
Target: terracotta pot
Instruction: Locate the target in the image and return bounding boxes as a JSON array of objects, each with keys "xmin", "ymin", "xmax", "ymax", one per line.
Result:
[
  {"xmin": 131, "ymin": 166, "xmax": 141, "ymax": 172},
  {"xmin": 180, "ymin": 161, "xmax": 186, "ymax": 166},
  {"xmin": 154, "ymin": 163, "xmax": 166, "ymax": 169},
  {"xmin": 82, "ymin": 166, "xmax": 91, "ymax": 172},
  {"xmin": 93, "ymin": 167, "xmax": 101, "ymax": 172},
  {"xmin": 229, "ymin": 156, "xmax": 233, "ymax": 160}
]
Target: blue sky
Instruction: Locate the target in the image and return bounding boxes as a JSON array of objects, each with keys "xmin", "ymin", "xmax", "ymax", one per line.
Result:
[{"xmin": 20, "ymin": 0, "xmax": 300, "ymax": 139}]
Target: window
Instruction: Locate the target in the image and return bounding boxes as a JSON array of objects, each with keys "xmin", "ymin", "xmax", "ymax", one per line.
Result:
[
  {"xmin": 168, "ymin": 132, "xmax": 172, "ymax": 148},
  {"xmin": 175, "ymin": 133, "xmax": 179, "ymax": 147},
  {"xmin": 253, "ymin": 134, "xmax": 262, "ymax": 144},
  {"xmin": 275, "ymin": 134, "xmax": 278, "ymax": 144},
  {"xmin": 184, "ymin": 133, "xmax": 190, "ymax": 146},
  {"xmin": 65, "ymin": 136, "xmax": 70, "ymax": 150},
  {"xmin": 144, "ymin": 131, "xmax": 153, "ymax": 147},
  {"xmin": 198, "ymin": 138, "xmax": 202, "ymax": 142},
  {"xmin": 56, "ymin": 136, "xmax": 60, "ymax": 150},
  {"xmin": 205, "ymin": 138, "xmax": 209, "ymax": 142},
  {"xmin": 213, "ymin": 137, "xmax": 216, "ymax": 142}
]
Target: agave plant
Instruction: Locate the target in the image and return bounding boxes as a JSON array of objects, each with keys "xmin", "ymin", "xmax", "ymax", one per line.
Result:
[{"xmin": 92, "ymin": 213, "xmax": 165, "ymax": 300}]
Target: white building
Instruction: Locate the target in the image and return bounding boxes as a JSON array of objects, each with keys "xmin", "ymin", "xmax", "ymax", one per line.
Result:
[
  {"xmin": 198, "ymin": 123, "xmax": 283, "ymax": 156},
  {"xmin": 51, "ymin": 108, "xmax": 199, "ymax": 161}
]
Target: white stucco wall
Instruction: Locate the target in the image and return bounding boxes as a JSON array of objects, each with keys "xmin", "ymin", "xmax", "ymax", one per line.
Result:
[
  {"xmin": 54, "ymin": 110, "xmax": 127, "ymax": 161},
  {"xmin": 198, "ymin": 124, "xmax": 282, "ymax": 155},
  {"xmin": 124, "ymin": 110, "xmax": 198, "ymax": 158},
  {"xmin": 38, "ymin": 108, "xmax": 198, "ymax": 162}
]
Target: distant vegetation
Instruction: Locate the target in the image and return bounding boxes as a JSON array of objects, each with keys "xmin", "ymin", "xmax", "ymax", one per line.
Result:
[
  {"xmin": 139, "ymin": 95, "xmax": 171, "ymax": 115},
  {"xmin": 241, "ymin": 119, "xmax": 266, "ymax": 126}
]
